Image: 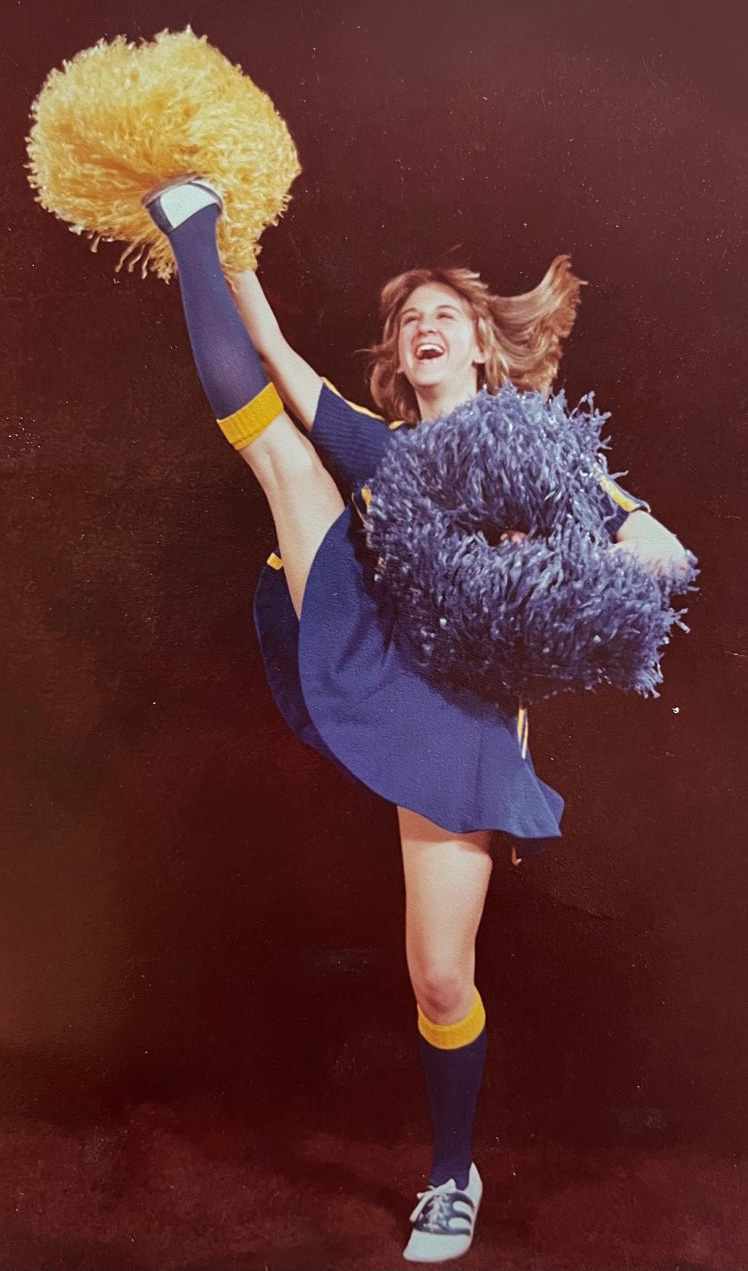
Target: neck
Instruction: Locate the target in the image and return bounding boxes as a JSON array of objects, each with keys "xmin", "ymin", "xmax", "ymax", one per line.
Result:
[{"xmin": 415, "ymin": 376, "xmax": 480, "ymax": 422}]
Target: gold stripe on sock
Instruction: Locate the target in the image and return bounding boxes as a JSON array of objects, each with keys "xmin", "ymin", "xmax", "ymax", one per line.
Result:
[
  {"xmin": 417, "ymin": 989, "xmax": 486, "ymax": 1050},
  {"xmin": 217, "ymin": 383, "xmax": 283, "ymax": 450}
]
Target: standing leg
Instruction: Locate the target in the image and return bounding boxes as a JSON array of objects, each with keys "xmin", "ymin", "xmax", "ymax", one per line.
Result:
[
  {"xmin": 144, "ymin": 181, "xmax": 343, "ymax": 615},
  {"xmin": 398, "ymin": 806, "xmax": 492, "ymax": 1262}
]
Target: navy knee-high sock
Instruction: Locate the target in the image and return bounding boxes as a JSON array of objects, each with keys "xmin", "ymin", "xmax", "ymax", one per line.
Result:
[
  {"xmin": 418, "ymin": 992, "xmax": 487, "ymax": 1190},
  {"xmin": 163, "ymin": 203, "xmax": 268, "ymax": 420}
]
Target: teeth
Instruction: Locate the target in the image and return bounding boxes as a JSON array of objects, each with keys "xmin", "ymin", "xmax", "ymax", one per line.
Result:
[{"xmin": 416, "ymin": 343, "xmax": 443, "ymax": 360}]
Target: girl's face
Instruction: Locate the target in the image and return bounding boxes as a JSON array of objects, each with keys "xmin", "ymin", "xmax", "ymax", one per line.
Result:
[{"xmin": 396, "ymin": 282, "xmax": 485, "ymax": 397}]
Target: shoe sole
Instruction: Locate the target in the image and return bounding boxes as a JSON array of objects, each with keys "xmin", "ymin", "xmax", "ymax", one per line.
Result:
[
  {"xmin": 141, "ymin": 174, "xmax": 223, "ymax": 235},
  {"xmin": 141, "ymin": 173, "xmax": 205, "ymax": 209}
]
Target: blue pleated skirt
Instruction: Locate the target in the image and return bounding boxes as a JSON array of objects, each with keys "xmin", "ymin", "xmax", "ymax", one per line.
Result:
[{"xmin": 253, "ymin": 503, "xmax": 564, "ymax": 854}]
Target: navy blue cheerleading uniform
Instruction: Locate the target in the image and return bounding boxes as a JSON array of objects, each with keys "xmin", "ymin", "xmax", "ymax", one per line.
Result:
[{"xmin": 253, "ymin": 381, "xmax": 649, "ymax": 854}]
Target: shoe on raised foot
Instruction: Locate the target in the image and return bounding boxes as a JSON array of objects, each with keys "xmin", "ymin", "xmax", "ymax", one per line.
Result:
[
  {"xmin": 402, "ymin": 1163, "xmax": 482, "ymax": 1263},
  {"xmin": 141, "ymin": 174, "xmax": 223, "ymax": 233}
]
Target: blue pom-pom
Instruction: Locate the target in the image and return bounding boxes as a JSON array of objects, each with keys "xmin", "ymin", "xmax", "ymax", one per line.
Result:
[{"xmin": 365, "ymin": 385, "xmax": 697, "ymax": 704}]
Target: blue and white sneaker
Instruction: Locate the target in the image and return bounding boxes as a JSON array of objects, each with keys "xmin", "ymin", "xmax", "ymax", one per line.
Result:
[
  {"xmin": 141, "ymin": 174, "xmax": 223, "ymax": 233},
  {"xmin": 403, "ymin": 1163, "xmax": 482, "ymax": 1263}
]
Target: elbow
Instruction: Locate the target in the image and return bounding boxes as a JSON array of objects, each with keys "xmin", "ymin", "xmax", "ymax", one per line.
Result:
[{"xmin": 613, "ymin": 513, "xmax": 696, "ymax": 583}]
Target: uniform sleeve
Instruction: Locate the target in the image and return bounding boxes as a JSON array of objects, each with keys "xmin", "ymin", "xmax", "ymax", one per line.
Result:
[
  {"xmin": 310, "ymin": 380, "xmax": 399, "ymax": 494},
  {"xmin": 597, "ymin": 470, "xmax": 652, "ymax": 539}
]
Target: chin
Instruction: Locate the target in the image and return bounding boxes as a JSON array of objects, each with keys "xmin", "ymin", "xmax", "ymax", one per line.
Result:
[
  {"xmin": 411, "ymin": 366, "xmax": 449, "ymax": 390},
  {"xmin": 413, "ymin": 376, "xmax": 446, "ymax": 392}
]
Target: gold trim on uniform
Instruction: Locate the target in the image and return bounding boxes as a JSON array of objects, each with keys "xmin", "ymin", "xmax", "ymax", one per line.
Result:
[
  {"xmin": 217, "ymin": 382, "xmax": 283, "ymax": 450},
  {"xmin": 599, "ymin": 473, "xmax": 651, "ymax": 515},
  {"xmin": 266, "ymin": 552, "xmax": 283, "ymax": 571},
  {"xmin": 418, "ymin": 989, "xmax": 486, "ymax": 1050},
  {"xmin": 516, "ymin": 705, "xmax": 529, "ymax": 759},
  {"xmin": 322, "ymin": 378, "xmax": 405, "ymax": 430}
]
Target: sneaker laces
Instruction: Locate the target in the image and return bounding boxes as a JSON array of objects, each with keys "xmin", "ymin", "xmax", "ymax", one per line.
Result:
[{"xmin": 410, "ymin": 1184, "xmax": 473, "ymax": 1233}]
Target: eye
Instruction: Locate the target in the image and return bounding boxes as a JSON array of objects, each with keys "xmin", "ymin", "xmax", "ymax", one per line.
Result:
[
  {"xmin": 401, "ymin": 314, "xmax": 417, "ymax": 326},
  {"xmin": 438, "ymin": 310, "xmax": 457, "ymax": 320}
]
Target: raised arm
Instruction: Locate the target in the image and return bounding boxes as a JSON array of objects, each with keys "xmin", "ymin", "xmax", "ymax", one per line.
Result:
[{"xmin": 232, "ymin": 270, "xmax": 323, "ymax": 430}]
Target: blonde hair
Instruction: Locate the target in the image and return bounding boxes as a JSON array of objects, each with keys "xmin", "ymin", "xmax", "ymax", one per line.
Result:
[{"xmin": 367, "ymin": 255, "xmax": 585, "ymax": 422}]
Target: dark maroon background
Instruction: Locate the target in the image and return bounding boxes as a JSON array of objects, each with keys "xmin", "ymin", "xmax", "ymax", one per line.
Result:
[{"xmin": 2, "ymin": 1, "xmax": 747, "ymax": 1267}]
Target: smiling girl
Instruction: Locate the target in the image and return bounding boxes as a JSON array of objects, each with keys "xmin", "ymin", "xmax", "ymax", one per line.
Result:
[{"xmin": 138, "ymin": 175, "xmax": 687, "ymax": 1262}]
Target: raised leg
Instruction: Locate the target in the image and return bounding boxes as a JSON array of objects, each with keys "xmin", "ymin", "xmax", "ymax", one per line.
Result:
[
  {"xmin": 238, "ymin": 417, "xmax": 344, "ymax": 616},
  {"xmin": 147, "ymin": 183, "xmax": 344, "ymax": 616}
]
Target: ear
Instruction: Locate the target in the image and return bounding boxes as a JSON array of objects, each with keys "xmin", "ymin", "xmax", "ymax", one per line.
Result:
[
  {"xmin": 473, "ymin": 318, "xmax": 488, "ymax": 365},
  {"xmin": 473, "ymin": 332, "xmax": 487, "ymax": 365}
]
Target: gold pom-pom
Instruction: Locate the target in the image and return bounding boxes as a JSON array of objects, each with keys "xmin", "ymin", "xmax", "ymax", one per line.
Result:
[{"xmin": 26, "ymin": 28, "xmax": 301, "ymax": 281}]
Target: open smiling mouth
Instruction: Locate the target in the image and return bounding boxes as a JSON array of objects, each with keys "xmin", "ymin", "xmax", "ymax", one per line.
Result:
[{"xmin": 415, "ymin": 343, "xmax": 445, "ymax": 361}]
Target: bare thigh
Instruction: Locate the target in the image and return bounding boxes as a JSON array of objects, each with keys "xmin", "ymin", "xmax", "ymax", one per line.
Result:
[
  {"xmin": 239, "ymin": 410, "xmax": 345, "ymax": 616},
  {"xmin": 399, "ymin": 805, "xmax": 493, "ymax": 1024}
]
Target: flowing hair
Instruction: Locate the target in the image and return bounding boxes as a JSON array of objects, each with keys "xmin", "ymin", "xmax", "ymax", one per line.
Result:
[{"xmin": 367, "ymin": 255, "xmax": 585, "ymax": 422}]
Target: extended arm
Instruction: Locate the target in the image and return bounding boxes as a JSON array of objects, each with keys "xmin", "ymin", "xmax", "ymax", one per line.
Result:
[
  {"xmin": 232, "ymin": 270, "xmax": 323, "ymax": 430},
  {"xmin": 503, "ymin": 501, "xmax": 691, "ymax": 581}
]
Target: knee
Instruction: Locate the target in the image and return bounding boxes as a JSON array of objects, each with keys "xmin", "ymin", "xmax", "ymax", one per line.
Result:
[{"xmin": 410, "ymin": 961, "xmax": 473, "ymax": 1023}]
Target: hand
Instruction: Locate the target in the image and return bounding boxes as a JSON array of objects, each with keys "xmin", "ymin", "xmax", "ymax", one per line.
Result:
[{"xmin": 500, "ymin": 530, "xmax": 527, "ymax": 544}]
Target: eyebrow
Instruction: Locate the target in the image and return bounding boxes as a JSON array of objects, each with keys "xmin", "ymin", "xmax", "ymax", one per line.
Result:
[{"xmin": 400, "ymin": 302, "xmax": 462, "ymax": 319}]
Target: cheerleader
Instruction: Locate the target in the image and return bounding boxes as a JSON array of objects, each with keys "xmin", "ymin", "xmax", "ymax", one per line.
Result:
[{"xmin": 135, "ymin": 175, "xmax": 689, "ymax": 1262}]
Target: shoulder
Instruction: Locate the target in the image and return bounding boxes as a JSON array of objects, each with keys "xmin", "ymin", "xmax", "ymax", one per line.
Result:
[
  {"xmin": 595, "ymin": 461, "xmax": 651, "ymax": 540},
  {"xmin": 310, "ymin": 380, "xmax": 410, "ymax": 492},
  {"xmin": 317, "ymin": 378, "xmax": 407, "ymax": 431}
]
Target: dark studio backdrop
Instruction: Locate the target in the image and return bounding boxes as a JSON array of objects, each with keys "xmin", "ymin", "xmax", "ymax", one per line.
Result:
[{"xmin": 1, "ymin": 0, "xmax": 747, "ymax": 1246}]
